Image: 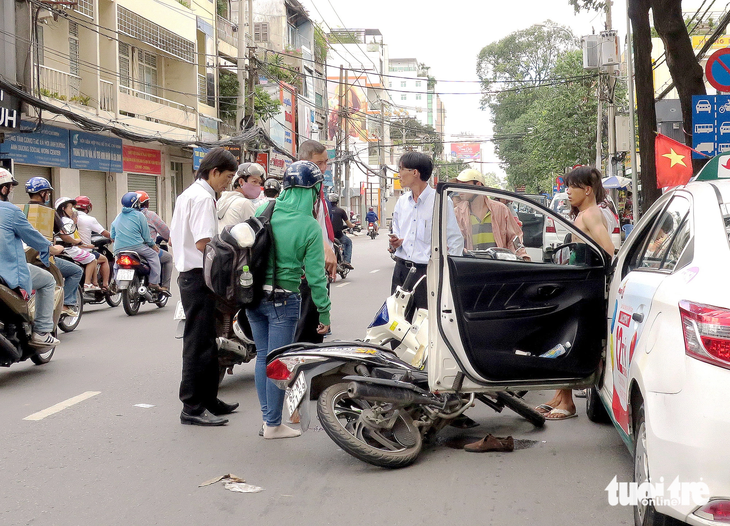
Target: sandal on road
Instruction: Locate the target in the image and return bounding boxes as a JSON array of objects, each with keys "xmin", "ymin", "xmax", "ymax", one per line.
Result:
[
  {"xmin": 535, "ymin": 404, "xmax": 554, "ymax": 415},
  {"xmin": 545, "ymin": 408, "xmax": 578, "ymax": 420}
]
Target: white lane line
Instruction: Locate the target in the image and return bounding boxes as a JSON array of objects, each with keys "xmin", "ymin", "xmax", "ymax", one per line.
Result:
[
  {"xmin": 335, "ymin": 282, "xmax": 351, "ymax": 288},
  {"xmin": 369, "ymin": 269, "xmax": 380, "ymax": 274},
  {"xmin": 23, "ymin": 391, "xmax": 101, "ymax": 421}
]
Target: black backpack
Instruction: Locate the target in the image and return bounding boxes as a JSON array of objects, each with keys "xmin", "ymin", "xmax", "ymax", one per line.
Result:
[{"xmin": 203, "ymin": 201, "xmax": 276, "ymax": 307}]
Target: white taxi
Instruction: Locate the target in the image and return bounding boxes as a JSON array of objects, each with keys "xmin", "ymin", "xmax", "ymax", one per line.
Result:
[{"xmin": 587, "ymin": 158, "xmax": 730, "ymax": 526}]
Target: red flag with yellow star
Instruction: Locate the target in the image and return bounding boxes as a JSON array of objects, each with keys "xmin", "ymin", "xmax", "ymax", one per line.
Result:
[{"xmin": 655, "ymin": 133, "xmax": 693, "ymax": 188}]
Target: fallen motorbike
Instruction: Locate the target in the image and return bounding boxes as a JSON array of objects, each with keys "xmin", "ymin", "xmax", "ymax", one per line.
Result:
[
  {"xmin": 174, "ymin": 300, "xmax": 257, "ymax": 385},
  {"xmin": 0, "ymin": 249, "xmax": 62, "ymax": 367},
  {"xmin": 115, "ymin": 250, "xmax": 169, "ymax": 316},
  {"xmin": 332, "ymin": 238, "xmax": 350, "ymax": 280},
  {"xmin": 367, "ymin": 222, "xmax": 377, "ymax": 240},
  {"xmin": 267, "ymin": 260, "xmax": 545, "ymax": 469}
]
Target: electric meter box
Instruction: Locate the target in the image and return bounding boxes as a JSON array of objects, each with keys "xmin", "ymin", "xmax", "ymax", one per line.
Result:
[{"xmin": 600, "ymin": 30, "xmax": 620, "ymax": 67}]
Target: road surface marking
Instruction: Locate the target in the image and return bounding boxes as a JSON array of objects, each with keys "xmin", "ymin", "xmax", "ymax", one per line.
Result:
[
  {"xmin": 336, "ymin": 282, "xmax": 351, "ymax": 288},
  {"xmin": 134, "ymin": 404, "xmax": 155, "ymax": 408},
  {"xmin": 23, "ymin": 391, "xmax": 101, "ymax": 421},
  {"xmin": 370, "ymin": 269, "xmax": 380, "ymax": 274}
]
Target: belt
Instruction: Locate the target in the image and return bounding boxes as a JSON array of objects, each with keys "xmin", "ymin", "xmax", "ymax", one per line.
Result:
[
  {"xmin": 394, "ymin": 257, "xmax": 428, "ymax": 269},
  {"xmin": 263, "ymin": 284, "xmax": 294, "ymax": 293},
  {"xmin": 180, "ymin": 268, "xmax": 203, "ymax": 275}
]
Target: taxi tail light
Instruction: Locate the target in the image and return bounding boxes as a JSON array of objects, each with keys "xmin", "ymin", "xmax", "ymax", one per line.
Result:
[
  {"xmin": 116, "ymin": 255, "xmax": 137, "ymax": 268},
  {"xmin": 613, "ymin": 225, "xmax": 620, "ymax": 234},
  {"xmin": 546, "ymin": 218, "xmax": 556, "ymax": 233},
  {"xmin": 266, "ymin": 356, "xmax": 325, "ymax": 383},
  {"xmin": 680, "ymin": 300, "xmax": 730, "ymax": 370},
  {"xmin": 694, "ymin": 500, "xmax": 730, "ymax": 523}
]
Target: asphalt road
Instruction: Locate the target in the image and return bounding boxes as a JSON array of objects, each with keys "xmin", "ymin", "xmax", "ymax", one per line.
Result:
[{"xmin": 0, "ymin": 233, "xmax": 634, "ymax": 526}]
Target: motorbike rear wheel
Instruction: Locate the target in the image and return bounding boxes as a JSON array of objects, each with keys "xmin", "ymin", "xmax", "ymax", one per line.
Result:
[
  {"xmin": 155, "ymin": 294, "xmax": 169, "ymax": 309},
  {"xmin": 105, "ymin": 280, "xmax": 122, "ymax": 307},
  {"xmin": 122, "ymin": 277, "xmax": 141, "ymax": 316},
  {"xmin": 317, "ymin": 383, "xmax": 423, "ymax": 469},
  {"xmin": 58, "ymin": 287, "xmax": 83, "ymax": 332}
]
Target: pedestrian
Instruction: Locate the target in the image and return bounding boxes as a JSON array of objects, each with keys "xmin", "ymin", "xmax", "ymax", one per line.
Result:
[
  {"xmin": 328, "ymin": 193, "xmax": 354, "ymax": 269},
  {"xmin": 452, "ymin": 169, "xmax": 529, "ymax": 260},
  {"xmin": 170, "ymin": 148, "xmax": 239, "ymax": 426},
  {"xmin": 217, "ymin": 162, "xmax": 265, "ymax": 232},
  {"xmin": 246, "ymin": 160, "xmax": 331, "ymax": 439},
  {"xmin": 537, "ymin": 166, "xmax": 615, "ymax": 420},
  {"xmin": 262, "ymin": 178, "xmax": 281, "ymax": 200},
  {"xmin": 389, "ymin": 152, "xmax": 463, "ymax": 311},
  {"xmin": 294, "ymin": 140, "xmax": 336, "ymax": 345}
]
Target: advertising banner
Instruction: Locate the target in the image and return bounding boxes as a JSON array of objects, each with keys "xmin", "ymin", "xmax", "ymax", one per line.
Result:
[
  {"xmin": 70, "ymin": 131, "xmax": 123, "ymax": 172},
  {"xmin": 0, "ymin": 122, "xmax": 69, "ymax": 167},
  {"xmin": 123, "ymin": 145, "xmax": 162, "ymax": 175},
  {"xmin": 450, "ymin": 143, "xmax": 481, "ymax": 161},
  {"xmin": 0, "ymin": 89, "xmax": 21, "ymax": 131},
  {"xmin": 326, "ymin": 77, "xmax": 369, "ymax": 142},
  {"xmin": 269, "ymin": 151, "xmax": 292, "ymax": 178},
  {"xmin": 193, "ymin": 146, "xmax": 209, "ymax": 170},
  {"xmin": 255, "ymin": 152, "xmax": 268, "ymax": 173}
]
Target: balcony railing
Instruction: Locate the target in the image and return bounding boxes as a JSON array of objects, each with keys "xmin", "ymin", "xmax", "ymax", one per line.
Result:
[
  {"xmin": 100, "ymin": 80, "xmax": 114, "ymax": 112},
  {"xmin": 120, "ymin": 85, "xmax": 195, "ymax": 113},
  {"xmin": 217, "ymin": 15, "xmax": 237, "ymax": 47},
  {"xmin": 198, "ymin": 74, "xmax": 207, "ymax": 104},
  {"xmin": 39, "ymin": 65, "xmax": 81, "ymax": 103}
]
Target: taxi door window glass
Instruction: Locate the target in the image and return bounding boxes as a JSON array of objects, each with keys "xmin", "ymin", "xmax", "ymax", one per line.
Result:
[{"xmin": 637, "ymin": 196, "xmax": 690, "ymax": 271}]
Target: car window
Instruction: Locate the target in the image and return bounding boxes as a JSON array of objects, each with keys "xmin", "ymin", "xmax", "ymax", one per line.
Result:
[{"xmin": 636, "ymin": 195, "xmax": 690, "ymax": 271}]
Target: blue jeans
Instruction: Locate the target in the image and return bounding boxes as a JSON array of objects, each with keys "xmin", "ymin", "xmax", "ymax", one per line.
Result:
[
  {"xmin": 246, "ymin": 294, "xmax": 302, "ymax": 426},
  {"xmin": 338, "ymin": 233, "xmax": 352, "ymax": 263},
  {"xmin": 28, "ymin": 264, "xmax": 56, "ymax": 333},
  {"xmin": 54, "ymin": 257, "xmax": 82, "ymax": 306}
]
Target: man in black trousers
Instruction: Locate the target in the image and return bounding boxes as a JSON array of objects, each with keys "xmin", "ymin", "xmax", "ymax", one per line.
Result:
[{"xmin": 170, "ymin": 148, "xmax": 238, "ymax": 426}]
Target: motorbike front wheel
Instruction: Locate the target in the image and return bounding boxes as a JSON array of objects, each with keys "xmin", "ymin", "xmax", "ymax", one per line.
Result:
[
  {"xmin": 121, "ymin": 278, "xmax": 141, "ymax": 316},
  {"xmin": 317, "ymin": 383, "xmax": 423, "ymax": 469},
  {"xmin": 58, "ymin": 287, "xmax": 83, "ymax": 333}
]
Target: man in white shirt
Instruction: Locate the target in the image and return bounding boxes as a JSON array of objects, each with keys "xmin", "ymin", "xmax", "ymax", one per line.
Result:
[
  {"xmin": 74, "ymin": 195, "xmax": 112, "ymax": 290},
  {"xmin": 170, "ymin": 148, "xmax": 238, "ymax": 427},
  {"xmin": 389, "ymin": 152, "xmax": 463, "ymax": 311}
]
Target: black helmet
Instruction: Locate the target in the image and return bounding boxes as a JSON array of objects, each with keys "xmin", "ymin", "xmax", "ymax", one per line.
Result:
[
  {"xmin": 263, "ymin": 178, "xmax": 281, "ymax": 192},
  {"xmin": 282, "ymin": 161, "xmax": 323, "ymax": 190}
]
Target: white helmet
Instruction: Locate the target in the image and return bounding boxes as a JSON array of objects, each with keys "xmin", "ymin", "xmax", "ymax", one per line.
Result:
[{"xmin": 0, "ymin": 168, "xmax": 18, "ymax": 187}]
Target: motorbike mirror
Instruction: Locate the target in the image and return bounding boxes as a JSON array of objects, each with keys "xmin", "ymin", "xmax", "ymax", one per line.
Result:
[{"xmin": 61, "ymin": 222, "xmax": 77, "ymax": 236}]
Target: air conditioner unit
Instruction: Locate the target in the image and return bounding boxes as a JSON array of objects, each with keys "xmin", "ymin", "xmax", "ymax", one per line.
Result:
[
  {"xmin": 582, "ymin": 35, "xmax": 601, "ymax": 70},
  {"xmin": 600, "ymin": 30, "xmax": 620, "ymax": 67},
  {"xmin": 615, "ymin": 114, "xmax": 631, "ymax": 152}
]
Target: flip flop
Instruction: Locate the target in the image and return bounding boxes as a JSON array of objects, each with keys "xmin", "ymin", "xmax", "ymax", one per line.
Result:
[
  {"xmin": 535, "ymin": 404, "xmax": 554, "ymax": 415},
  {"xmin": 545, "ymin": 408, "xmax": 578, "ymax": 420}
]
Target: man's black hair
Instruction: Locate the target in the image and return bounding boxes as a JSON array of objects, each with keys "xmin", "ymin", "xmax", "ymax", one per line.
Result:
[
  {"xmin": 196, "ymin": 148, "xmax": 238, "ymax": 180},
  {"xmin": 399, "ymin": 152, "xmax": 433, "ymax": 181}
]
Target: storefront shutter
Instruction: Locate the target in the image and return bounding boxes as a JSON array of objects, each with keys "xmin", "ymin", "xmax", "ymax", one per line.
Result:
[
  {"xmin": 10, "ymin": 165, "xmax": 52, "ymax": 205},
  {"xmin": 127, "ymin": 173, "xmax": 158, "ymax": 212},
  {"xmin": 79, "ymin": 170, "xmax": 108, "ymax": 228}
]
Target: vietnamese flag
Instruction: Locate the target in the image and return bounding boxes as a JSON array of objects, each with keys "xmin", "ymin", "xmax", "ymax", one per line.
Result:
[{"xmin": 655, "ymin": 133, "xmax": 693, "ymax": 188}]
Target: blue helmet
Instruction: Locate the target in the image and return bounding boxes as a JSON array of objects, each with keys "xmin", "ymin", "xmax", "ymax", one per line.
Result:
[
  {"xmin": 25, "ymin": 177, "xmax": 53, "ymax": 194},
  {"xmin": 121, "ymin": 191, "xmax": 141, "ymax": 209},
  {"xmin": 283, "ymin": 161, "xmax": 323, "ymax": 190}
]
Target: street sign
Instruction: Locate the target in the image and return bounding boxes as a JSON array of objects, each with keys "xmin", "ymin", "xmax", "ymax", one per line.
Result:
[
  {"xmin": 691, "ymin": 94, "xmax": 730, "ymax": 158},
  {"xmin": 705, "ymin": 48, "xmax": 730, "ymax": 92}
]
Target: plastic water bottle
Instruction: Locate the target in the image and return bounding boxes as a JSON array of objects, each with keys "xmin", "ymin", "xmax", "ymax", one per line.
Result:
[
  {"xmin": 539, "ymin": 341, "xmax": 571, "ymax": 359},
  {"xmin": 239, "ymin": 265, "xmax": 254, "ymax": 303}
]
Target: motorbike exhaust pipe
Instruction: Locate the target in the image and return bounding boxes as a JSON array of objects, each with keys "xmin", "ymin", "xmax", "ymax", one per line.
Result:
[
  {"xmin": 347, "ymin": 382, "xmax": 441, "ymax": 407},
  {"xmin": 138, "ymin": 286, "xmax": 156, "ymax": 303}
]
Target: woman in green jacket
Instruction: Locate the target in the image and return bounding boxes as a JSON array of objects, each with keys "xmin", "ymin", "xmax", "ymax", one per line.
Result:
[{"xmin": 247, "ymin": 160, "xmax": 331, "ymax": 439}]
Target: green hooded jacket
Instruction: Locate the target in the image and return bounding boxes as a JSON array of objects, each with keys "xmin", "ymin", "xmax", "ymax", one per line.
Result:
[{"xmin": 258, "ymin": 186, "xmax": 331, "ymax": 326}]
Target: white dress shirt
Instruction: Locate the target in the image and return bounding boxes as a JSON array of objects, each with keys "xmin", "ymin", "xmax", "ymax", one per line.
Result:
[
  {"xmin": 392, "ymin": 184, "xmax": 463, "ymax": 264},
  {"xmin": 76, "ymin": 210, "xmax": 106, "ymax": 248},
  {"xmin": 170, "ymin": 179, "xmax": 218, "ymax": 272}
]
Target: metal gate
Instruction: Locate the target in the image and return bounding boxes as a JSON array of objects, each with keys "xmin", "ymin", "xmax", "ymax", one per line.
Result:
[
  {"xmin": 79, "ymin": 170, "xmax": 108, "ymax": 227},
  {"xmin": 10, "ymin": 165, "xmax": 52, "ymax": 205},
  {"xmin": 127, "ymin": 173, "xmax": 158, "ymax": 212}
]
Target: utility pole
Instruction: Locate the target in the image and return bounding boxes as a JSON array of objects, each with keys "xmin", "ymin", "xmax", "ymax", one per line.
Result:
[
  {"xmin": 336, "ymin": 65, "xmax": 344, "ymax": 194},
  {"xmin": 236, "ymin": 0, "xmax": 246, "ymax": 132},
  {"xmin": 626, "ymin": 12, "xmax": 640, "ymax": 223},
  {"xmin": 343, "ymin": 70, "xmax": 350, "ymax": 214},
  {"xmin": 379, "ymin": 98, "xmax": 386, "ymax": 222},
  {"xmin": 246, "ymin": 46, "xmax": 256, "ymax": 131}
]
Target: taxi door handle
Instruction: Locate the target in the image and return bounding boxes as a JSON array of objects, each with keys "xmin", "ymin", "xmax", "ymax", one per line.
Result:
[{"xmin": 632, "ymin": 313, "xmax": 644, "ymax": 323}]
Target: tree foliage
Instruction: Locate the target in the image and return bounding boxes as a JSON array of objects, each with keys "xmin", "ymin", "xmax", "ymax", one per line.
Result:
[
  {"xmin": 219, "ymin": 71, "xmax": 281, "ymax": 125},
  {"xmin": 393, "ymin": 118, "xmax": 443, "ymax": 157}
]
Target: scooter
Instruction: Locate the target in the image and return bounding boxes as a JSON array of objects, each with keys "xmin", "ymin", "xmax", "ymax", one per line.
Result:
[
  {"xmin": 0, "ymin": 249, "xmax": 63, "ymax": 367},
  {"xmin": 173, "ymin": 300, "xmax": 257, "ymax": 385},
  {"xmin": 267, "ymin": 261, "xmax": 545, "ymax": 469},
  {"xmin": 81, "ymin": 234, "xmax": 121, "ymax": 308},
  {"xmin": 332, "ymin": 238, "xmax": 350, "ymax": 280},
  {"xmin": 115, "ymin": 251, "xmax": 169, "ymax": 316},
  {"xmin": 367, "ymin": 222, "xmax": 377, "ymax": 240}
]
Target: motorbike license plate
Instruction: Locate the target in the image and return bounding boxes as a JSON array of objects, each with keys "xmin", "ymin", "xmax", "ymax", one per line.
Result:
[
  {"xmin": 116, "ymin": 269, "xmax": 135, "ymax": 281},
  {"xmin": 173, "ymin": 300, "xmax": 186, "ymax": 321},
  {"xmin": 286, "ymin": 372, "xmax": 307, "ymax": 417}
]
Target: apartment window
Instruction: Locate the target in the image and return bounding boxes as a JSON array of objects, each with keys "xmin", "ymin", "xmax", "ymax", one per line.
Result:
[
  {"xmin": 400, "ymin": 81, "xmax": 406, "ymax": 87},
  {"xmin": 37, "ymin": 25, "xmax": 45, "ymax": 65},
  {"xmin": 138, "ymin": 50, "xmax": 158, "ymax": 98},
  {"xmin": 416, "ymin": 94, "xmax": 422, "ymax": 101},
  {"xmin": 117, "ymin": 6, "xmax": 194, "ymax": 63},
  {"xmin": 69, "ymin": 22, "xmax": 79, "ymax": 78},
  {"xmin": 254, "ymin": 23, "xmax": 269, "ymax": 43},
  {"xmin": 415, "ymin": 81, "xmax": 421, "ymax": 87},
  {"xmin": 119, "ymin": 42, "xmax": 159, "ymax": 98},
  {"xmin": 388, "ymin": 82, "xmax": 392, "ymax": 88},
  {"xmin": 73, "ymin": 0, "xmax": 93, "ymax": 18},
  {"xmin": 400, "ymin": 94, "xmax": 406, "ymax": 100},
  {"xmin": 119, "ymin": 43, "xmax": 131, "ymax": 88}
]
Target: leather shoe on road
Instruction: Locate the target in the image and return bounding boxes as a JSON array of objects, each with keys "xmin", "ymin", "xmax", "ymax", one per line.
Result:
[
  {"xmin": 209, "ymin": 400, "xmax": 239, "ymax": 416},
  {"xmin": 464, "ymin": 434, "xmax": 514, "ymax": 452},
  {"xmin": 180, "ymin": 410, "xmax": 228, "ymax": 426}
]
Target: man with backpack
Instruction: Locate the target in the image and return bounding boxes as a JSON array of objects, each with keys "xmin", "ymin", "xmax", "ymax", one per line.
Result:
[{"xmin": 170, "ymin": 148, "xmax": 239, "ymax": 427}]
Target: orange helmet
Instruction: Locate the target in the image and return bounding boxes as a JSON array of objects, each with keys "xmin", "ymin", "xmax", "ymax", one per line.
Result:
[
  {"xmin": 75, "ymin": 195, "xmax": 92, "ymax": 212},
  {"xmin": 135, "ymin": 190, "xmax": 150, "ymax": 207}
]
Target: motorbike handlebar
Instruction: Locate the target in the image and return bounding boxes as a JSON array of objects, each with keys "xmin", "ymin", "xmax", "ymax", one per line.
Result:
[{"xmin": 401, "ymin": 266, "xmax": 418, "ymax": 292}]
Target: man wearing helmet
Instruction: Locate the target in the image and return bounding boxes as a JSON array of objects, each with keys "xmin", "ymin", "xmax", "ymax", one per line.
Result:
[
  {"xmin": 262, "ymin": 178, "xmax": 281, "ymax": 200},
  {"xmin": 74, "ymin": 195, "xmax": 112, "ymax": 291},
  {"xmin": 135, "ymin": 191, "xmax": 173, "ymax": 292},
  {"xmin": 25, "ymin": 177, "xmax": 83, "ymax": 316},
  {"xmin": 365, "ymin": 206, "xmax": 379, "ymax": 233},
  {"xmin": 110, "ymin": 192, "xmax": 163, "ymax": 292},
  {"xmin": 217, "ymin": 162, "xmax": 265, "ymax": 232},
  {"xmin": 452, "ymin": 169, "xmax": 529, "ymax": 260},
  {"xmin": 246, "ymin": 160, "xmax": 331, "ymax": 439},
  {"xmin": 328, "ymin": 192, "xmax": 354, "ymax": 269},
  {"xmin": 0, "ymin": 169, "xmax": 63, "ymax": 347}
]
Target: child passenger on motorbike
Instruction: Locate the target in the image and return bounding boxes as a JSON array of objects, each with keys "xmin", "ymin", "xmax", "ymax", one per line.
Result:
[{"xmin": 55, "ymin": 197, "xmax": 100, "ymax": 292}]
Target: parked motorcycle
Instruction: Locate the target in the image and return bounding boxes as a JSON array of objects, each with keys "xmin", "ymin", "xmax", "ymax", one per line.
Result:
[
  {"xmin": 0, "ymin": 249, "xmax": 62, "ymax": 367},
  {"xmin": 115, "ymin": 250, "xmax": 169, "ymax": 315},
  {"xmin": 332, "ymin": 238, "xmax": 350, "ymax": 280},
  {"xmin": 267, "ymin": 263, "xmax": 545, "ymax": 468},
  {"xmin": 174, "ymin": 299, "xmax": 257, "ymax": 385},
  {"xmin": 367, "ymin": 222, "xmax": 377, "ymax": 240}
]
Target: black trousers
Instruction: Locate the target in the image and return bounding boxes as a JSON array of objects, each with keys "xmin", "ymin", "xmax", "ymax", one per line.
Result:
[
  {"xmin": 391, "ymin": 259, "xmax": 428, "ymax": 313},
  {"xmin": 295, "ymin": 278, "xmax": 327, "ymax": 344},
  {"xmin": 178, "ymin": 269, "xmax": 219, "ymax": 414}
]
